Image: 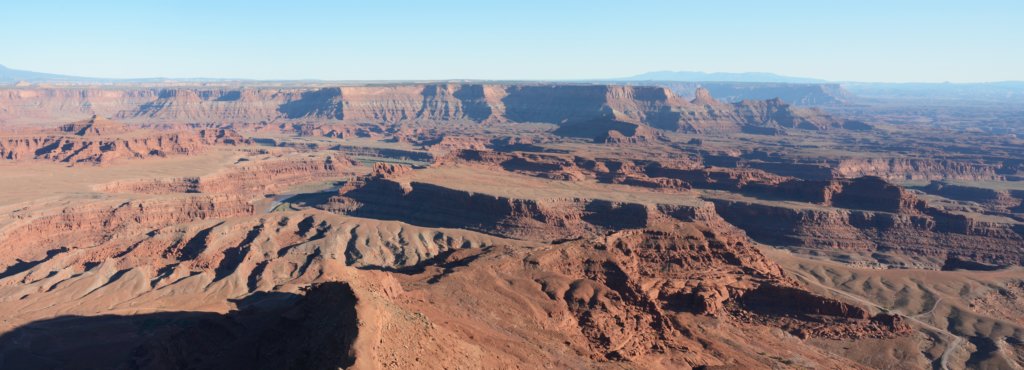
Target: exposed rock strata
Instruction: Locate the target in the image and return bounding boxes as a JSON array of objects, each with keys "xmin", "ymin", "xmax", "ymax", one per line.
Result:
[{"xmin": 0, "ymin": 85, "xmax": 856, "ymax": 134}]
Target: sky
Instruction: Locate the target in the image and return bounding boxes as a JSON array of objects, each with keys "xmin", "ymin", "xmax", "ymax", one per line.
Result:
[{"xmin": 1, "ymin": 0, "xmax": 1022, "ymax": 82}]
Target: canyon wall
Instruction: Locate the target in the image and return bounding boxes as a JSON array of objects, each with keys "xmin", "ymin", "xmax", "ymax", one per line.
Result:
[{"xmin": 0, "ymin": 85, "xmax": 853, "ymax": 133}]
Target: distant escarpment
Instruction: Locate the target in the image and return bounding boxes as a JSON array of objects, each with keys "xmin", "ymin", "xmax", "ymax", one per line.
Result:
[
  {"xmin": 0, "ymin": 85, "xmax": 860, "ymax": 134},
  {"xmin": 694, "ymin": 148, "xmax": 1008, "ymax": 182},
  {"xmin": 639, "ymin": 81, "xmax": 852, "ymax": 106}
]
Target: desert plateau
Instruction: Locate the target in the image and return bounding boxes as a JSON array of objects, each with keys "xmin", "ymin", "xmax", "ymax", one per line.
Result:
[{"xmin": 2, "ymin": 1, "xmax": 1023, "ymax": 369}]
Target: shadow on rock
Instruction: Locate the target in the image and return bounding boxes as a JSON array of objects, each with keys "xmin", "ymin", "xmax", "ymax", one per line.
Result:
[{"xmin": 0, "ymin": 282, "xmax": 358, "ymax": 370}]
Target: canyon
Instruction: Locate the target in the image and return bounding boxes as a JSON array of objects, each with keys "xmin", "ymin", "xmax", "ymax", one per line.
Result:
[{"xmin": 0, "ymin": 83, "xmax": 1021, "ymax": 369}]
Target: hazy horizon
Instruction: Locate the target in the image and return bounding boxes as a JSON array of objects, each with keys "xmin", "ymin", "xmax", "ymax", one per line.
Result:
[{"xmin": 3, "ymin": 0, "xmax": 1022, "ymax": 83}]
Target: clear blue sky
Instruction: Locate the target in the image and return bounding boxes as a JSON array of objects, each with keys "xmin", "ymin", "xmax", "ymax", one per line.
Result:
[{"xmin": 2, "ymin": 0, "xmax": 1021, "ymax": 82}]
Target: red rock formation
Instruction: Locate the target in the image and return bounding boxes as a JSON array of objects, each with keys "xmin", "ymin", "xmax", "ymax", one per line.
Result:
[
  {"xmin": 421, "ymin": 135, "xmax": 489, "ymax": 159},
  {"xmin": 369, "ymin": 162, "xmax": 412, "ymax": 179},
  {"xmin": 0, "ymin": 132, "xmax": 206, "ymax": 164},
  {"xmin": 0, "ymin": 194, "xmax": 253, "ymax": 265},
  {"xmin": 0, "ymin": 117, "xmax": 247, "ymax": 165}
]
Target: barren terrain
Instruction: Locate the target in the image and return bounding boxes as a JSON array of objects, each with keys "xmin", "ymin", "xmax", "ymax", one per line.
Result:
[{"xmin": 0, "ymin": 83, "xmax": 1021, "ymax": 369}]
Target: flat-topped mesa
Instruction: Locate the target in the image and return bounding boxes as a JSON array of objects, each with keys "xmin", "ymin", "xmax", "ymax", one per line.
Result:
[
  {"xmin": 920, "ymin": 181, "xmax": 1022, "ymax": 211},
  {"xmin": 96, "ymin": 154, "xmax": 357, "ymax": 195},
  {"xmin": 825, "ymin": 176, "xmax": 925, "ymax": 213},
  {"xmin": 0, "ymin": 84, "xmax": 857, "ymax": 134},
  {"xmin": 320, "ymin": 173, "xmax": 733, "ymax": 242}
]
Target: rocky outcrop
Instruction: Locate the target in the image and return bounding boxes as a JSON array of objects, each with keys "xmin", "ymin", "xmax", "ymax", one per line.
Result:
[
  {"xmin": 0, "ymin": 116, "xmax": 247, "ymax": 165},
  {"xmin": 0, "ymin": 194, "xmax": 254, "ymax": 264}
]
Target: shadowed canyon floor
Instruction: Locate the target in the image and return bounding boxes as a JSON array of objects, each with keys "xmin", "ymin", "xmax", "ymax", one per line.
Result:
[{"xmin": 0, "ymin": 84, "xmax": 1022, "ymax": 369}]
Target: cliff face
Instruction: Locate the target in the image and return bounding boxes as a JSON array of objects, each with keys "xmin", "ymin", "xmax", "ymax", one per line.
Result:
[
  {"xmin": 0, "ymin": 85, "xmax": 852, "ymax": 133},
  {"xmin": 833, "ymin": 157, "xmax": 1002, "ymax": 181}
]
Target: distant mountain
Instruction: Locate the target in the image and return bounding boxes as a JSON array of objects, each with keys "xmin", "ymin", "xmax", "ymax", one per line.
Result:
[
  {"xmin": 0, "ymin": 64, "xmax": 99, "ymax": 83},
  {"xmin": 619, "ymin": 71, "xmax": 827, "ymax": 84},
  {"xmin": 0, "ymin": 64, "xmax": 241, "ymax": 85}
]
